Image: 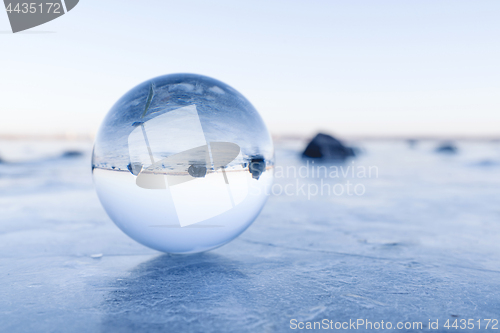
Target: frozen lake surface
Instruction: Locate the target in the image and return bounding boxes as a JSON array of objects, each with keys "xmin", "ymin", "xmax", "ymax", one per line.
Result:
[{"xmin": 1, "ymin": 139, "xmax": 500, "ymax": 332}]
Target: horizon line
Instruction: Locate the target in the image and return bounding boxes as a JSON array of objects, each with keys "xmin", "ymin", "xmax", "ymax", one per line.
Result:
[{"xmin": 1, "ymin": 133, "xmax": 499, "ymax": 142}]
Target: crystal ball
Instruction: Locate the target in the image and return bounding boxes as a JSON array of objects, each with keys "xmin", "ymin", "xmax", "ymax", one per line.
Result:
[{"xmin": 92, "ymin": 74, "xmax": 274, "ymax": 254}]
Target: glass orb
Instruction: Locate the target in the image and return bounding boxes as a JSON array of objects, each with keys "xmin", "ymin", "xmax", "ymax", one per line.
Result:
[{"xmin": 92, "ymin": 74, "xmax": 274, "ymax": 254}]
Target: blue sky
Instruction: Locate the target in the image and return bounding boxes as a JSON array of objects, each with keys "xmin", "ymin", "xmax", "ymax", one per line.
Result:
[{"xmin": 1, "ymin": 0, "xmax": 499, "ymax": 137}]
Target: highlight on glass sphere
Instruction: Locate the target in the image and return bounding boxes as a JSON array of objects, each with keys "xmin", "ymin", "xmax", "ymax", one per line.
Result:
[{"xmin": 92, "ymin": 73, "xmax": 274, "ymax": 254}]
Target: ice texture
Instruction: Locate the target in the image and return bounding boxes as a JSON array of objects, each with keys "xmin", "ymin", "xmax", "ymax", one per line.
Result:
[{"xmin": 1, "ymin": 139, "xmax": 500, "ymax": 332}]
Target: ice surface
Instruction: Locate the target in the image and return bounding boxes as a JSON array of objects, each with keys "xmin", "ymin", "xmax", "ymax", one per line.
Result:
[{"xmin": 1, "ymin": 139, "xmax": 500, "ymax": 332}]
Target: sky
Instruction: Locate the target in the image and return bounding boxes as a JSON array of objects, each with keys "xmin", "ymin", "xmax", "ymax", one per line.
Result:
[{"xmin": 1, "ymin": 0, "xmax": 499, "ymax": 138}]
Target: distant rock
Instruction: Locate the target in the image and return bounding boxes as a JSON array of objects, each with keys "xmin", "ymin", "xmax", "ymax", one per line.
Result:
[
  {"xmin": 248, "ymin": 157, "xmax": 266, "ymax": 180},
  {"xmin": 435, "ymin": 142, "xmax": 458, "ymax": 154},
  {"xmin": 61, "ymin": 150, "xmax": 84, "ymax": 158},
  {"xmin": 407, "ymin": 139, "xmax": 418, "ymax": 148},
  {"xmin": 127, "ymin": 162, "xmax": 143, "ymax": 175},
  {"xmin": 302, "ymin": 133, "xmax": 355, "ymax": 160},
  {"xmin": 470, "ymin": 159, "xmax": 500, "ymax": 167},
  {"xmin": 188, "ymin": 165, "xmax": 207, "ymax": 178}
]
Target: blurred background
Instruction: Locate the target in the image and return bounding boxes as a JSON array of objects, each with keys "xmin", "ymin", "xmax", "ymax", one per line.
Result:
[
  {"xmin": 1, "ymin": 0, "xmax": 499, "ymax": 140},
  {"xmin": 1, "ymin": 1, "xmax": 500, "ymax": 332}
]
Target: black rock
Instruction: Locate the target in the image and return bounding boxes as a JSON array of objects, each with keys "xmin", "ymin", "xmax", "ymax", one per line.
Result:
[
  {"xmin": 435, "ymin": 142, "xmax": 458, "ymax": 154},
  {"xmin": 248, "ymin": 157, "xmax": 266, "ymax": 180},
  {"xmin": 188, "ymin": 165, "xmax": 207, "ymax": 178},
  {"xmin": 61, "ymin": 150, "xmax": 84, "ymax": 158},
  {"xmin": 302, "ymin": 133, "xmax": 355, "ymax": 160}
]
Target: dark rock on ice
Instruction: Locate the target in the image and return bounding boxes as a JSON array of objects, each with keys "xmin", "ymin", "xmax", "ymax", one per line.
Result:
[
  {"xmin": 61, "ymin": 151, "xmax": 84, "ymax": 158},
  {"xmin": 127, "ymin": 162, "xmax": 143, "ymax": 176},
  {"xmin": 249, "ymin": 157, "xmax": 266, "ymax": 180},
  {"xmin": 435, "ymin": 142, "xmax": 458, "ymax": 154},
  {"xmin": 407, "ymin": 139, "xmax": 418, "ymax": 148},
  {"xmin": 470, "ymin": 159, "xmax": 500, "ymax": 167},
  {"xmin": 188, "ymin": 165, "xmax": 207, "ymax": 178},
  {"xmin": 302, "ymin": 133, "xmax": 355, "ymax": 160}
]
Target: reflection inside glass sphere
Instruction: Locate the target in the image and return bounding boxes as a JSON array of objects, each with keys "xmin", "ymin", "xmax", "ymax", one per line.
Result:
[{"xmin": 92, "ymin": 74, "xmax": 274, "ymax": 254}]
